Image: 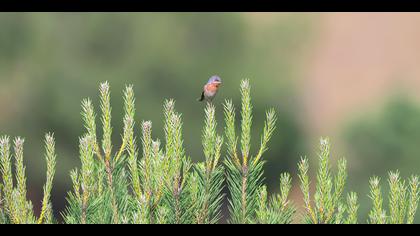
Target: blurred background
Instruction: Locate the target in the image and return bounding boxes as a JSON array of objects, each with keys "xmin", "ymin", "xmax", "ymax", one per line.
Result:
[{"xmin": 1, "ymin": 12, "xmax": 420, "ymax": 223}]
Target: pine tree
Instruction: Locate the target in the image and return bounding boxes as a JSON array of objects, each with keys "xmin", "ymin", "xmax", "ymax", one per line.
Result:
[{"xmin": 1, "ymin": 80, "xmax": 419, "ymax": 224}]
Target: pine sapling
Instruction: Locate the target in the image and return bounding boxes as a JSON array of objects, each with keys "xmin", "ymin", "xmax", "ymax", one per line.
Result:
[
  {"xmin": 0, "ymin": 134, "xmax": 57, "ymax": 224},
  {"xmin": 225, "ymin": 79, "xmax": 277, "ymax": 224},
  {"xmin": 298, "ymin": 138, "xmax": 349, "ymax": 224},
  {"xmin": 161, "ymin": 99, "xmax": 193, "ymax": 224},
  {"xmin": 64, "ymin": 83, "xmax": 136, "ymax": 224},
  {"xmin": 137, "ymin": 121, "xmax": 166, "ymax": 223},
  {"xmin": 38, "ymin": 133, "xmax": 57, "ymax": 224},
  {"xmin": 407, "ymin": 175, "xmax": 420, "ymax": 224},
  {"xmin": 193, "ymin": 103, "xmax": 224, "ymax": 224},
  {"xmin": 1, "ymin": 80, "xmax": 420, "ymax": 225},
  {"xmin": 13, "ymin": 137, "xmax": 28, "ymax": 223}
]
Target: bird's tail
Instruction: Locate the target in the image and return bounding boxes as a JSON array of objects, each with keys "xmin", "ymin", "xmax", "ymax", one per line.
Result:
[{"xmin": 197, "ymin": 92, "xmax": 204, "ymax": 102}]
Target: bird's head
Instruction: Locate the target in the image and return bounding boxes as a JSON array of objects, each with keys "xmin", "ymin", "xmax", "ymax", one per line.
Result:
[{"xmin": 208, "ymin": 75, "xmax": 222, "ymax": 87}]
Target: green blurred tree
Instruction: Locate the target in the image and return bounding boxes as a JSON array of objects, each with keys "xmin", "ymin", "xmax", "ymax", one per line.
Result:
[{"xmin": 345, "ymin": 96, "xmax": 420, "ymax": 223}]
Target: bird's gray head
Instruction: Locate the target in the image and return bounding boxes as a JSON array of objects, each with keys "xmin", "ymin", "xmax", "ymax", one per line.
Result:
[{"xmin": 208, "ymin": 75, "xmax": 222, "ymax": 84}]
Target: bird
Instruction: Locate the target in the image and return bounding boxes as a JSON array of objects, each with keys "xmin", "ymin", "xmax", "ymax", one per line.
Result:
[{"xmin": 198, "ymin": 75, "xmax": 222, "ymax": 102}]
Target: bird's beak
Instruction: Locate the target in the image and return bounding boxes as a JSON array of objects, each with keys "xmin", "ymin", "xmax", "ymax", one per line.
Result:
[{"xmin": 214, "ymin": 81, "xmax": 222, "ymax": 85}]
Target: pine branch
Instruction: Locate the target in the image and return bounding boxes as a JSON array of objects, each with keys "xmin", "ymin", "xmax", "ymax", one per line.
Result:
[
  {"xmin": 253, "ymin": 109, "xmax": 277, "ymax": 166},
  {"xmin": 345, "ymin": 192, "xmax": 359, "ymax": 224},
  {"xmin": 126, "ymin": 116, "xmax": 141, "ymax": 201},
  {"xmin": 38, "ymin": 133, "xmax": 57, "ymax": 224},
  {"xmin": 81, "ymin": 98, "xmax": 103, "ymax": 160},
  {"xmin": 298, "ymin": 138, "xmax": 348, "ymax": 224},
  {"xmin": 407, "ymin": 175, "xmax": 420, "ymax": 224},
  {"xmin": 279, "ymin": 173, "xmax": 293, "ymax": 211},
  {"xmin": 98, "ymin": 82, "xmax": 119, "ymax": 223},
  {"xmin": 224, "ymin": 100, "xmax": 240, "ymax": 168},
  {"xmin": 255, "ymin": 185, "xmax": 269, "ymax": 223},
  {"xmin": 0, "ymin": 136, "xmax": 18, "ymax": 223},
  {"xmin": 255, "ymin": 173, "xmax": 295, "ymax": 224},
  {"xmin": 194, "ymin": 103, "xmax": 225, "ymax": 224},
  {"xmin": 225, "ymin": 79, "xmax": 276, "ymax": 224},
  {"xmin": 298, "ymin": 157, "xmax": 316, "ymax": 223},
  {"xmin": 161, "ymin": 100, "xmax": 193, "ymax": 224},
  {"xmin": 334, "ymin": 203, "xmax": 345, "ymax": 224},
  {"xmin": 326, "ymin": 158, "xmax": 347, "ymax": 222},
  {"xmin": 115, "ymin": 85, "xmax": 136, "ymax": 163},
  {"xmin": 368, "ymin": 177, "xmax": 387, "ymax": 224},
  {"xmin": 13, "ymin": 137, "xmax": 27, "ymax": 223},
  {"xmin": 100, "ymin": 81, "xmax": 113, "ymax": 159},
  {"xmin": 240, "ymin": 79, "xmax": 252, "ymax": 166},
  {"xmin": 140, "ymin": 120, "xmax": 160, "ymax": 223},
  {"xmin": 0, "ymin": 183, "xmax": 5, "ymax": 224},
  {"xmin": 119, "ymin": 85, "xmax": 142, "ymax": 203},
  {"xmin": 388, "ymin": 171, "xmax": 407, "ymax": 224},
  {"xmin": 79, "ymin": 135, "xmax": 95, "ymax": 224},
  {"xmin": 315, "ymin": 137, "xmax": 333, "ymax": 223}
]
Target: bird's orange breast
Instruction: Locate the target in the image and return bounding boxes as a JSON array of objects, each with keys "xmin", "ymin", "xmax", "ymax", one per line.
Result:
[{"xmin": 206, "ymin": 83, "xmax": 220, "ymax": 93}]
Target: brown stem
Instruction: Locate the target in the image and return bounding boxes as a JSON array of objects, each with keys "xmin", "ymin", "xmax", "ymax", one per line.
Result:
[{"xmin": 149, "ymin": 207, "xmax": 155, "ymax": 224}]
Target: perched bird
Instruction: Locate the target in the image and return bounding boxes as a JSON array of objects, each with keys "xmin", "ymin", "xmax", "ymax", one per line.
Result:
[{"xmin": 198, "ymin": 75, "xmax": 222, "ymax": 102}]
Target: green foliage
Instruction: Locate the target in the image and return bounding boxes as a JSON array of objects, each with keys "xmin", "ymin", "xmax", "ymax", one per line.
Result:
[
  {"xmin": 345, "ymin": 97, "xmax": 420, "ymax": 221},
  {"xmin": 224, "ymin": 79, "xmax": 277, "ymax": 224},
  {"xmin": 255, "ymin": 173, "xmax": 295, "ymax": 224},
  {"xmin": 368, "ymin": 172, "xmax": 420, "ymax": 224},
  {"xmin": 1, "ymin": 80, "xmax": 420, "ymax": 224},
  {"xmin": 367, "ymin": 177, "xmax": 386, "ymax": 224},
  {"xmin": 0, "ymin": 15, "xmax": 310, "ymax": 219},
  {"xmin": 407, "ymin": 176, "xmax": 420, "ymax": 224},
  {"xmin": 159, "ymin": 99, "xmax": 194, "ymax": 224},
  {"xmin": 0, "ymin": 134, "xmax": 57, "ymax": 224},
  {"xmin": 298, "ymin": 138, "xmax": 350, "ymax": 224},
  {"xmin": 192, "ymin": 103, "xmax": 224, "ymax": 224},
  {"xmin": 38, "ymin": 133, "xmax": 57, "ymax": 224},
  {"xmin": 63, "ymin": 82, "xmax": 134, "ymax": 224},
  {"xmin": 0, "ymin": 184, "xmax": 5, "ymax": 224},
  {"xmin": 346, "ymin": 192, "xmax": 359, "ymax": 224}
]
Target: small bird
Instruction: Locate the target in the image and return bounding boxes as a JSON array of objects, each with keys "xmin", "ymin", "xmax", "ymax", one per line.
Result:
[{"xmin": 198, "ymin": 75, "xmax": 222, "ymax": 102}]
